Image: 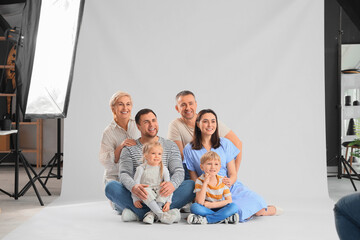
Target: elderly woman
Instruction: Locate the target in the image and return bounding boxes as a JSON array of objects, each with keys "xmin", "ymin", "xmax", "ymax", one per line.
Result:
[
  {"xmin": 183, "ymin": 109, "xmax": 282, "ymax": 223},
  {"xmin": 99, "ymin": 91, "xmax": 140, "ymax": 211}
]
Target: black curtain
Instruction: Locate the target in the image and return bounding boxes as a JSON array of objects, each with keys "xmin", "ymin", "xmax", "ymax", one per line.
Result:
[
  {"xmin": 14, "ymin": 0, "xmax": 41, "ymax": 117},
  {"xmin": 337, "ymin": 0, "xmax": 360, "ymax": 32}
]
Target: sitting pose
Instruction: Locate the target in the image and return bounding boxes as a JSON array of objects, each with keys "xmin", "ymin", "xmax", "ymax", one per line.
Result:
[
  {"xmin": 167, "ymin": 90, "xmax": 243, "ymax": 173},
  {"xmin": 105, "ymin": 109, "xmax": 195, "ymax": 224},
  {"xmin": 99, "ymin": 91, "xmax": 140, "ymax": 212},
  {"xmin": 184, "ymin": 109, "xmax": 283, "ymax": 222},
  {"xmin": 133, "ymin": 142, "xmax": 174, "ymax": 224},
  {"xmin": 187, "ymin": 151, "xmax": 239, "ymax": 224}
]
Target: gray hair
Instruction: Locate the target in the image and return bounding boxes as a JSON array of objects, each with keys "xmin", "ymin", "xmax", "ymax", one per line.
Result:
[
  {"xmin": 175, "ymin": 90, "xmax": 196, "ymax": 102},
  {"xmin": 109, "ymin": 91, "xmax": 132, "ymax": 109}
]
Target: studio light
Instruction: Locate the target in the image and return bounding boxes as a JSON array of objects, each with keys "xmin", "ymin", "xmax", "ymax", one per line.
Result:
[{"xmin": 16, "ymin": 0, "xmax": 84, "ymax": 119}]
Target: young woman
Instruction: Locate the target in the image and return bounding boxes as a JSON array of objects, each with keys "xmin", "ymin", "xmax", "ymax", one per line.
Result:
[{"xmin": 183, "ymin": 109, "xmax": 282, "ymax": 222}]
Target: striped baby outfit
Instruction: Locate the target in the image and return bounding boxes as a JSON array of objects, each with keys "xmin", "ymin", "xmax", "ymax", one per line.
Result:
[{"xmin": 194, "ymin": 174, "xmax": 231, "ymax": 202}]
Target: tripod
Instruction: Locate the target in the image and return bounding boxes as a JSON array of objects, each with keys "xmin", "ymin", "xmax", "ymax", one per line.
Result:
[
  {"xmin": 0, "ymin": 92, "xmax": 50, "ymax": 206},
  {"xmin": 37, "ymin": 118, "xmax": 63, "ymax": 184},
  {"xmin": 337, "ymin": 154, "xmax": 360, "ymax": 191}
]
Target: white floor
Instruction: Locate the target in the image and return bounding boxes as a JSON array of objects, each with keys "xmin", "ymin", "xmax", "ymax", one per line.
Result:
[
  {"xmin": 0, "ymin": 166, "xmax": 62, "ymax": 239},
  {"xmin": 1, "ymin": 198, "xmax": 338, "ymax": 240},
  {"xmin": 1, "ymin": 169, "xmax": 360, "ymax": 240}
]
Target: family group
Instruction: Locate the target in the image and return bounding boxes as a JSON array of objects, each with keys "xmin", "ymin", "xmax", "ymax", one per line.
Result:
[{"xmin": 99, "ymin": 90, "xmax": 282, "ymax": 224}]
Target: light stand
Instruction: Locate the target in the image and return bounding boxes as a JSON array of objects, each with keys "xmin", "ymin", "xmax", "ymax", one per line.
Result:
[
  {"xmin": 1, "ymin": 0, "xmax": 84, "ymax": 206},
  {"xmin": 0, "ymin": 28, "xmax": 50, "ymax": 206},
  {"xmin": 19, "ymin": 118, "xmax": 63, "ymax": 197},
  {"xmin": 0, "ymin": 76, "xmax": 50, "ymax": 205},
  {"xmin": 38, "ymin": 118, "xmax": 63, "ymax": 184}
]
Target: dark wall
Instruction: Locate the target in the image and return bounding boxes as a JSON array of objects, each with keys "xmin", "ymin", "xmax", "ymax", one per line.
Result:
[{"xmin": 325, "ymin": 0, "xmax": 360, "ymax": 166}]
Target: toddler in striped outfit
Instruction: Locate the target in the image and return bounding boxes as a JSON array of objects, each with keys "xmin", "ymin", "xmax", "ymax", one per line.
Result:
[{"xmin": 187, "ymin": 151, "xmax": 239, "ymax": 224}]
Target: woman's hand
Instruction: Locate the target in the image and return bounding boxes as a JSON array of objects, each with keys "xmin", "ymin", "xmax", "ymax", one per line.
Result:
[
  {"xmin": 222, "ymin": 176, "xmax": 232, "ymax": 187},
  {"xmin": 134, "ymin": 200, "xmax": 143, "ymax": 208},
  {"xmin": 226, "ymin": 160, "xmax": 238, "ymax": 185},
  {"xmin": 121, "ymin": 139, "xmax": 137, "ymax": 147},
  {"xmin": 114, "ymin": 139, "xmax": 137, "ymax": 163},
  {"xmin": 162, "ymin": 202, "xmax": 170, "ymax": 212}
]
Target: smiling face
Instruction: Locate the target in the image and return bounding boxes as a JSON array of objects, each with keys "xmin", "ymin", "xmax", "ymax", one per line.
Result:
[
  {"xmin": 137, "ymin": 112, "xmax": 159, "ymax": 138},
  {"xmin": 144, "ymin": 146, "xmax": 163, "ymax": 166},
  {"xmin": 197, "ymin": 112, "xmax": 217, "ymax": 136},
  {"xmin": 200, "ymin": 158, "xmax": 221, "ymax": 177},
  {"xmin": 112, "ymin": 96, "xmax": 132, "ymax": 121},
  {"xmin": 175, "ymin": 94, "xmax": 197, "ymax": 121}
]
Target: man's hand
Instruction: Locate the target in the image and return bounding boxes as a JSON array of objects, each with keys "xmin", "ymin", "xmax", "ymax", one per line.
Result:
[
  {"xmin": 159, "ymin": 181, "xmax": 175, "ymax": 197},
  {"xmin": 131, "ymin": 184, "xmax": 149, "ymax": 201},
  {"xmin": 134, "ymin": 200, "xmax": 143, "ymax": 208}
]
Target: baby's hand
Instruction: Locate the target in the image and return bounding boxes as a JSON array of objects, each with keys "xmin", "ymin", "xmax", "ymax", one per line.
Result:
[
  {"xmin": 162, "ymin": 202, "xmax": 170, "ymax": 212},
  {"xmin": 134, "ymin": 200, "xmax": 143, "ymax": 208},
  {"xmin": 203, "ymin": 173, "xmax": 211, "ymax": 184}
]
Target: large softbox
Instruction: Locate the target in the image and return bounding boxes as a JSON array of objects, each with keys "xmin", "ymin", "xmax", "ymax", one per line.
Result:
[{"xmin": 15, "ymin": 0, "xmax": 84, "ymax": 119}]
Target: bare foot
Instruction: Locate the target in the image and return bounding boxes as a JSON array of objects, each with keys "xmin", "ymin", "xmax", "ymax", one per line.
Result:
[{"xmin": 255, "ymin": 206, "xmax": 277, "ymax": 216}]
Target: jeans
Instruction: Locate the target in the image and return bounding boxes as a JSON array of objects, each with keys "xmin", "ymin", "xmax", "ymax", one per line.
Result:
[
  {"xmin": 104, "ymin": 179, "xmax": 122, "ymax": 214},
  {"xmin": 334, "ymin": 193, "xmax": 360, "ymax": 240},
  {"xmin": 183, "ymin": 163, "xmax": 190, "ymax": 180},
  {"xmin": 105, "ymin": 180, "xmax": 195, "ymax": 220},
  {"xmin": 190, "ymin": 202, "xmax": 238, "ymax": 224}
]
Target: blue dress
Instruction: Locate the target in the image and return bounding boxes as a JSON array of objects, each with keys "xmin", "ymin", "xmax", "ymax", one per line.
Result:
[{"xmin": 183, "ymin": 138, "xmax": 267, "ymax": 222}]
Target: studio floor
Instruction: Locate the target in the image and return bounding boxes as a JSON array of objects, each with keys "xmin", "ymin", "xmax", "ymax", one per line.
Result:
[{"xmin": 0, "ymin": 166, "xmax": 359, "ymax": 240}]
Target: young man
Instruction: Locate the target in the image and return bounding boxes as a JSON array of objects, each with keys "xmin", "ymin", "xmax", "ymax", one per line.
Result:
[
  {"xmin": 105, "ymin": 109, "xmax": 195, "ymax": 224},
  {"xmin": 167, "ymin": 90, "xmax": 243, "ymax": 172}
]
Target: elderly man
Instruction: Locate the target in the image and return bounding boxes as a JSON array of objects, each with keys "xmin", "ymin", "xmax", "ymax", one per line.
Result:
[
  {"xmin": 167, "ymin": 90, "xmax": 243, "ymax": 173},
  {"xmin": 105, "ymin": 108, "xmax": 194, "ymax": 224}
]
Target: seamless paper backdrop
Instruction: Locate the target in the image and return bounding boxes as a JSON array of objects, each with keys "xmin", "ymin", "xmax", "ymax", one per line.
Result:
[
  {"xmin": 3, "ymin": 1, "xmax": 336, "ymax": 240},
  {"xmin": 61, "ymin": 0, "xmax": 326, "ymax": 206}
]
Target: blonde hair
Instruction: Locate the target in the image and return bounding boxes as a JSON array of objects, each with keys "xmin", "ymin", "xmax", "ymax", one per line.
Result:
[
  {"xmin": 142, "ymin": 142, "xmax": 164, "ymax": 177},
  {"xmin": 109, "ymin": 91, "xmax": 132, "ymax": 109},
  {"xmin": 200, "ymin": 151, "xmax": 221, "ymax": 165}
]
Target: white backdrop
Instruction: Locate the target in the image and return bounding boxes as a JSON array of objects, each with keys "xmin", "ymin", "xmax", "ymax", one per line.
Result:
[
  {"xmin": 4, "ymin": 1, "xmax": 336, "ymax": 239},
  {"xmin": 61, "ymin": 0, "xmax": 327, "ymax": 205}
]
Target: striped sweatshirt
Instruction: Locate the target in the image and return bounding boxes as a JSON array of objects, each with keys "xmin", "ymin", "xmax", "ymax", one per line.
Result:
[
  {"xmin": 194, "ymin": 174, "xmax": 231, "ymax": 202},
  {"xmin": 119, "ymin": 137, "xmax": 184, "ymax": 191}
]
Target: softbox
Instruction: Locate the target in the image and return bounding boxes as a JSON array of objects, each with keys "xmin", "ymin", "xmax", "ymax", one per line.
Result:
[{"xmin": 15, "ymin": 0, "xmax": 84, "ymax": 119}]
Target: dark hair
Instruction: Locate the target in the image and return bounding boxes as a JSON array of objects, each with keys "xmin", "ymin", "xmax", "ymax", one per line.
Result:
[
  {"xmin": 135, "ymin": 108, "xmax": 157, "ymax": 124},
  {"xmin": 190, "ymin": 109, "xmax": 220, "ymax": 150},
  {"xmin": 175, "ymin": 90, "xmax": 196, "ymax": 102}
]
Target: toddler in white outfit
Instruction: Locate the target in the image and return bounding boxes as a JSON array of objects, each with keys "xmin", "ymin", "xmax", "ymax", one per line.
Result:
[{"xmin": 132, "ymin": 141, "xmax": 175, "ymax": 224}]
